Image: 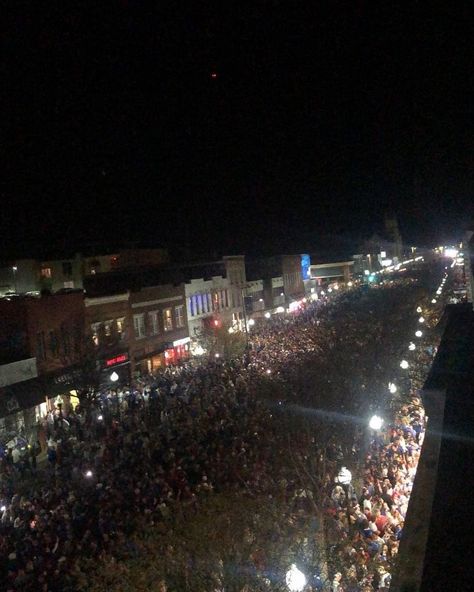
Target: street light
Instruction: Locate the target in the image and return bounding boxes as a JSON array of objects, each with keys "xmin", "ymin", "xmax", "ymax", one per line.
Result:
[
  {"xmin": 418, "ymin": 316, "xmax": 425, "ymax": 323},
  {"xmin": 264, "ymin": 312, "xmax": 271, "ymax": 319},
  {"xmin": 369, "ymin": 415, "xmax": 383, "ymax": 430},
  {"xmin": 85, "ymin": 470, "xmax": 93, "ymax": 478},
  {"xmin": 415, "ymin": 330, "xmax": 423, "ymax": 338},
  {"xmin": 110, "ymin": 371, "xmax": 119, "ymax": 382},
  {"xmin": 431, "ymin": 299, "xmax": 437, "ymax": 304},
  {"xmin": 416, "ymin": 306, "xmax": 422, "ymax": 313},
  {"xmin": 337, "ymin": 467, "xmax": 352, "ymax": 531},
  {"xmin": 286, "ymin": 564, "xmax": 307, "ymax": 592},
  {"xmin": 388, "ymin": 382, "xmax": 397, "ymax": 394},
  {"xmin": 400, "ymin": 360, "xmax": 409, "ymax": 369},
  {"xmin": 408, "ymin": 342, "xmax": 416, "ymax": 351},
  {"xmin": 248, "ymin": 318, "xmax": 255, "ymax": 327},
  {"xmin": 12, "ymin": 266, "xmax": 18, "ymax": 293}
]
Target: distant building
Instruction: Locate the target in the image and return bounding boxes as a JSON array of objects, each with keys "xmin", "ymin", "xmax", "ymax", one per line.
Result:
[
  {"xmin": 245, "ymin": 255, "xmax": 305, "ymax": 315},
  {"xmin": 309, "ymin": 260, "xmax": 354, "ymax": 285},
  {"xmin": 0, "ymin": 247, "xmax": 169, "ymax": 296}
]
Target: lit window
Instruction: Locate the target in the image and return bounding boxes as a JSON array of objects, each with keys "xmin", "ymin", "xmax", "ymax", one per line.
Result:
[
  {"xmin": 175, "ymin": 305, "xmax": 185, "ymax": 328},
  {"xmin": 133, "ymin": 314, "xmax": 146, "ymax": 339},
  {"xmin": 40, "ymin": 267, "xmax": 52, "ymax": 279},
  {"xmin": 91, "ymin": 323, "xmax": 100, "ymax": 346},
  {"xmin": 163, "ymin": 308, "xmax": 173, "ymax": 331},
  {"xmin": 116, "ymin": 317, "xmax": 125, "ymax": 337}
]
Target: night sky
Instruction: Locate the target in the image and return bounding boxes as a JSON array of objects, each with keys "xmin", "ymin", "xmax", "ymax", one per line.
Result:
[{"xmin": 1, "ymin": 2, "xmax": 473, "ymax": 259}]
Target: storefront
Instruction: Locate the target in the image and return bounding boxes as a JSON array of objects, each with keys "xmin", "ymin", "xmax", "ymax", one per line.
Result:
[
  {"xmin": 134, "ymin": 338, "xmax": 191, "ymax": 375},
  {"xmin": 42, "ymin": 367, "xmax": 85, "ymax": 415},
  {"xmin": 165, "ymin": 337, "xmax": 191, "ymax": 366},
  {"xmin": 100, "ymin": 352, "xmax": 131, "ymax": 388},
  {"xmin": 0, "ymin": 377, "xmax": 47, "ymax": 443}
]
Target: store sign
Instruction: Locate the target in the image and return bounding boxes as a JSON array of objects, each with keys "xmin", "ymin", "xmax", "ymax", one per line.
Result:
[
  {"xmin": 52, "ymin": 369, "xmax": 83, "ymax": 386},
  {"xmin": 172, "ymin": 337, "xmax": 191, "ymax": 347},
  {"xmin": 105, "ymin": 353, "xmax": 129, "ymax": 367}
]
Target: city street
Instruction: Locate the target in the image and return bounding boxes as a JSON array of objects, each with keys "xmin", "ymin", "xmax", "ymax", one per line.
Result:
[{"xmin": 0, "ymin": 265, "xmax": 445, "ymax": 591}]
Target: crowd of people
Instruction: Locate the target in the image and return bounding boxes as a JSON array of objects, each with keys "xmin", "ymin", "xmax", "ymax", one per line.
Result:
[{"xmin": 0, "ymin": 273, "xmax": 443, "ymax": 591}]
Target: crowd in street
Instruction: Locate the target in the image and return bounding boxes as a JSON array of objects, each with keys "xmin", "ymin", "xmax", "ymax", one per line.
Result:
[{"xmin": 0, "ymin": 274, "xmax": 442, "ymax": 591}]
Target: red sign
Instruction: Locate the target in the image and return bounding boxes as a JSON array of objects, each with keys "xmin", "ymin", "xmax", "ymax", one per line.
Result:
[{"xmin": 105, "ymin": 353, "xmax": 129, "ymax": 367}]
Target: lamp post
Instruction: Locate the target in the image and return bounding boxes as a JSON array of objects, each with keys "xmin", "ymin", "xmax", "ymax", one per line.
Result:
[
  {"xmin": 12, "ymin": 266, "xmax": 18, "ymax": 293},
  {"xmin": 240, "ymin": 287, "xmax": 249, "ymax": 349},
  {"xmin": 337, "ymin": 466, "xmax": 352, "ymax": 532}
]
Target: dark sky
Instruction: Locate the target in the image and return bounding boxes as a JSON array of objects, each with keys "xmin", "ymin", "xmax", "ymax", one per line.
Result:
[{"xmin": 1, "ymin": 2, "xmax": 473, "ymax": 258}]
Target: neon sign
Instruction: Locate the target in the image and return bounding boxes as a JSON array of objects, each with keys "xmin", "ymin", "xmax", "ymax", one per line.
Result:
[{"xmin": 105, "ymin": 353, "xmax": 129, "ymax": 367}]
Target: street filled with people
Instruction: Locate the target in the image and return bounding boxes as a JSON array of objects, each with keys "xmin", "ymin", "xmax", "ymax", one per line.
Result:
[{"xmin": 0, "ymin": 266, "xmax": 447, "ymax": 591}]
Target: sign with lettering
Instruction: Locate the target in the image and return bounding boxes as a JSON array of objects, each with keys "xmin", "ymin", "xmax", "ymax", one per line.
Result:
[{"xmin": 105, "ymin": 353, "xmax": 129, "ymax": 367}]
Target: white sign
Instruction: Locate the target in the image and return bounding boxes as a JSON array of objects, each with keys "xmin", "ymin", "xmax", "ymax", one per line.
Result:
[
  {"xmin": 172, "ymin": 337, "xmax": 191, "ymax": 347},
  {"xmin": 0, "ymin": 358, "xmax": 38, "ymax": 388}
]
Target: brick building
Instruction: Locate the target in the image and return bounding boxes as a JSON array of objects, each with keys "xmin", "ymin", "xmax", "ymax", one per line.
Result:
[
  {"xmin": 0, "ymin": 293, "xmax": 86, "ymax": 441},
  {"xmin": 129, "ymin": 284, "xmax": 189, "ymax": 374},
  {"xmin": 84, "ymin": 292, "xmax": 131, "ymax": 386}
]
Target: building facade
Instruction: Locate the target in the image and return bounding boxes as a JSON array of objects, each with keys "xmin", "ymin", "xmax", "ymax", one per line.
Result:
[
  {"xmin": 129, "ymin": 284, "xmax": 189, "ymax": 374},
  {"xmin": 85, "ymin": 292, "xmax": 131, "ymax": 386},
  {"xmin": 0, "ymin": 293, "xmax": 86, "ymax": 443}
]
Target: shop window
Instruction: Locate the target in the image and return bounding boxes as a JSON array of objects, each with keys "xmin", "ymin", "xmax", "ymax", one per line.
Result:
[
  {"xmin": 175, "ymin": 305, "xmax": 185, "ymax": 328},
  {"xmin": 133, "ymin": 314, "xmax": 146, "ymax": 339},
  {"xmin": 163, "ymin": 308, "xmax": 173, "ymax": 331}
]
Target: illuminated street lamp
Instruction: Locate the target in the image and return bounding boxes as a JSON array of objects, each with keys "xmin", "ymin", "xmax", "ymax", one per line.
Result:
[
  {"xmin": 369, "ymin": 415, "xmax": 383, "ymax": 430},
  {"xmin": 431, "ymin": 299, "xmax": 437, "ymax": 304},
  {"xmin": 248, "ymin": 318, "xmax": 255, "ymax": 327},
  {"xmin": 264, "ymin": 311, "xmax": 271, "ymax": 319},
  {"xmin": 388, "ymin": 382, "xmax": 397, "ymax": 394},
  {"xmin": 408, "ymin": 342, "xmax": 416, "ymax": 351},
  {"xmin": 110, "ymin": 371, "xmax": 119, "ymax": 382},
  {"xmin": 400, "ymin": 360, "xmax": 409, "ymax": 369},
  {"xmin": 336, "ymin": 466, "xmax": 353, "ymax": 530},
  {"xmin": 418, "ymin": 316, "xmax": 425, "ymax": 323},
  {"xmin": 286, "ymin": 564, "xmax": 307, "ymax": 592},
  {"xmin": 416, "ymin": 306, "xmax": 422, "ymax": 313},
  {"xmin": 415, "ymin": 330, "xmax": 423, "ymax": 338},
  {"xmin": 12, "ymin": 266, "xmax": 18, "ymax": 293},
  {"xmin": 85, "ymin": 470, "xmax": 93, "ymax": 478}
]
